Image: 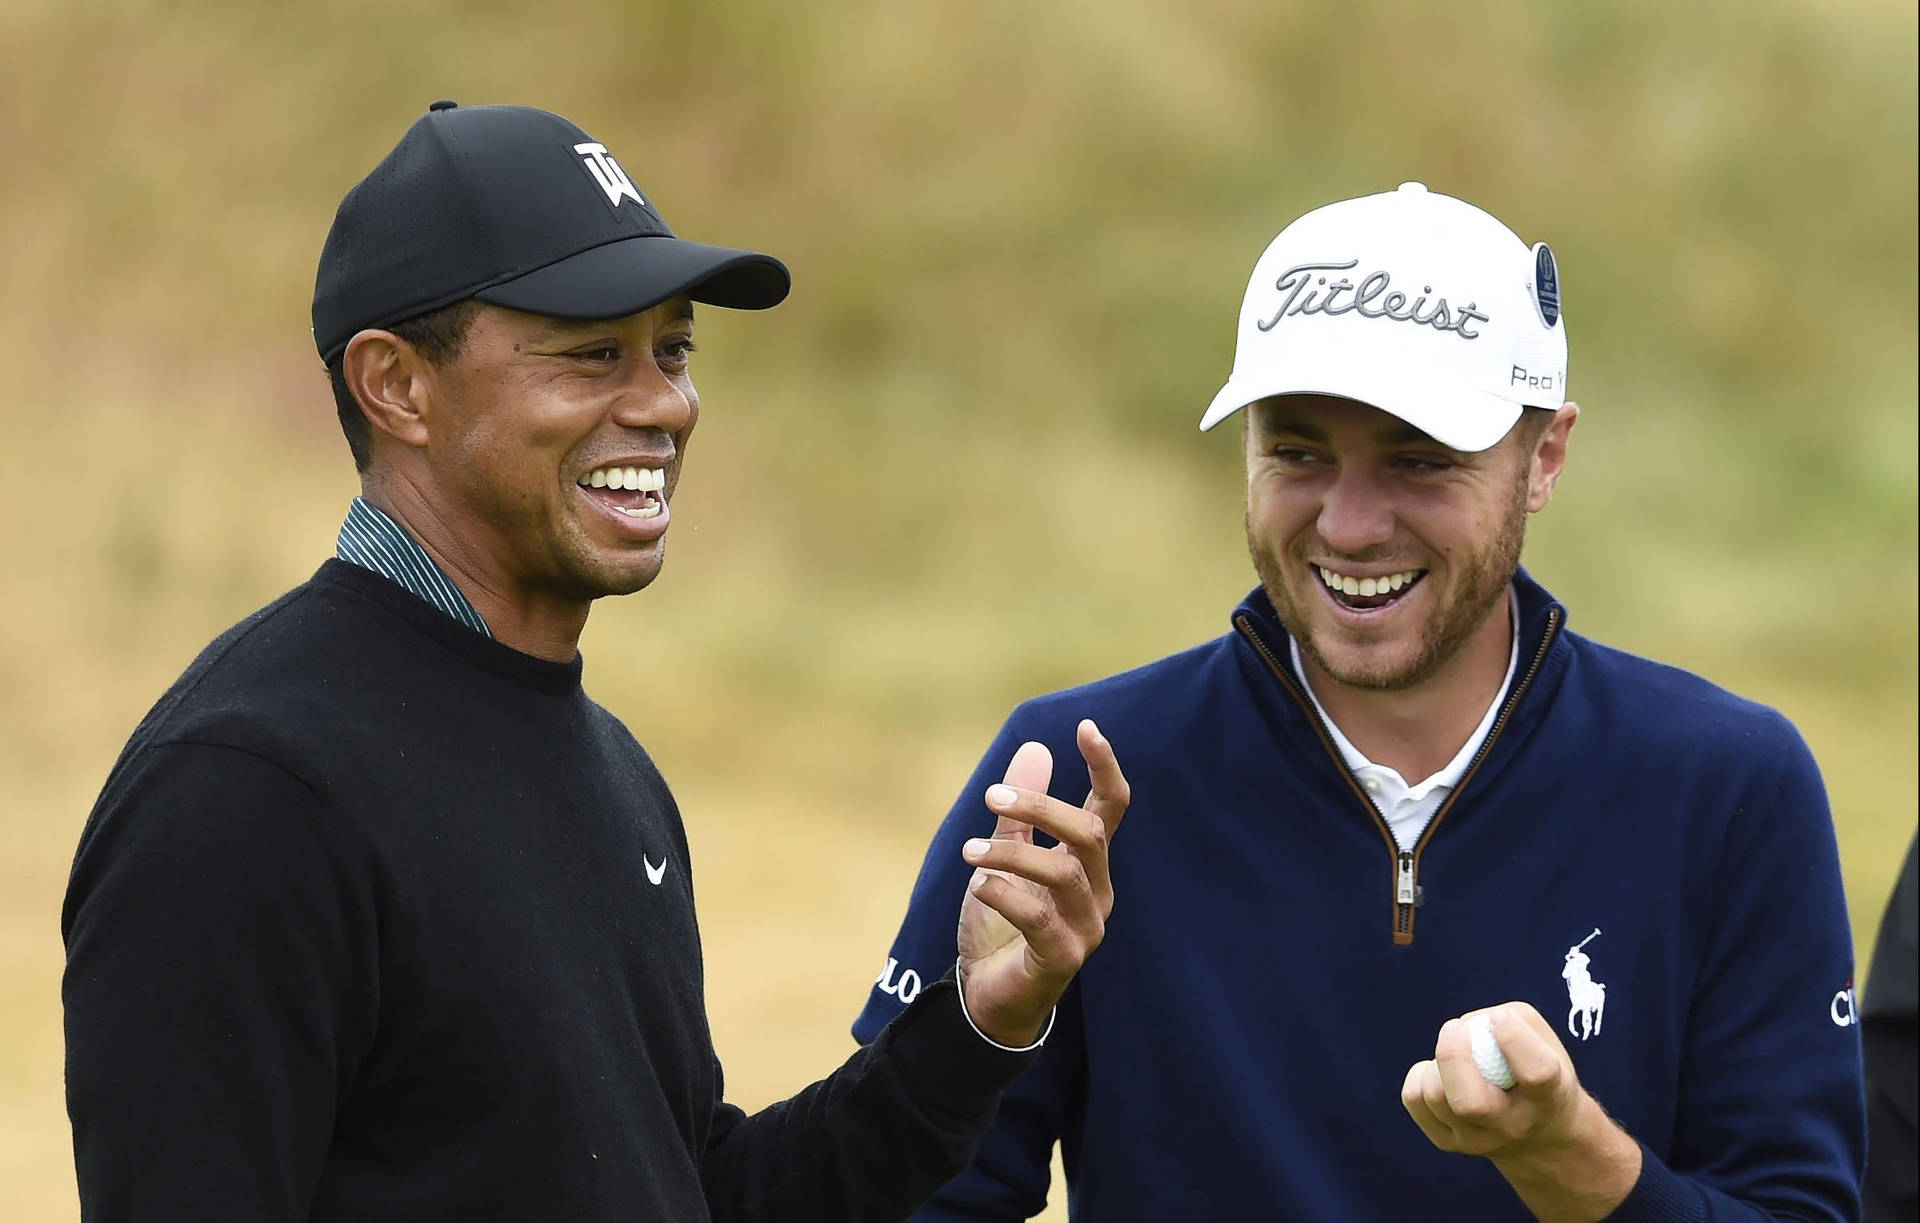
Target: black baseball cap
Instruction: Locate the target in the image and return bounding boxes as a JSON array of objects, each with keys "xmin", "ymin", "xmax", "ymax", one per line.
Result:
[{"xmin": 311, "ymin": 101, "xmax": 790, "ymax": 362}]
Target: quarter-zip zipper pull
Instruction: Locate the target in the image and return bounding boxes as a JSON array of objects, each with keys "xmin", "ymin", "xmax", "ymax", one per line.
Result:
[{"xmin": 1233, "ymin": 604, "xmax": 1561, "ymax": 947}]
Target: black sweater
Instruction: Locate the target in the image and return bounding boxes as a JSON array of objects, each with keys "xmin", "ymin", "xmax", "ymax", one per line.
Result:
[{"xmin": 63, "ymin": 560, "xmax": 1035, "ymax": 1221}]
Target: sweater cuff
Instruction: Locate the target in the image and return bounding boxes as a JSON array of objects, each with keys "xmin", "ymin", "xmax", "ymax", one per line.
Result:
[
  {"xmin": 880, "ymin": 976, "xmax": 1043, "ymax": 1122},
  {"xmin": 1601, "ymin": 1141, "xmax": 1704, "ymax": 1223}
]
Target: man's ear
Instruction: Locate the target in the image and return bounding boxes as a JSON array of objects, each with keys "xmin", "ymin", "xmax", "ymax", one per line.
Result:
[
  {"xmin": 1526, "ymin": 402, "xmax": 1579, "ymax": 513},
  {"xmin": 341, "ymin": 329, "xmax": 435, "ymax": 453}
]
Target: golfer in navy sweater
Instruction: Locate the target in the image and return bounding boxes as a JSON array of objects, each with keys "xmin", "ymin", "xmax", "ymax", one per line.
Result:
[
  {"xmin": 856, "ymin": 184, "xmax": 1864, "ymax": 1220},
  {"xmin": 63, "ymin": 103, "xmax": 1131, "ymax": 1222}
]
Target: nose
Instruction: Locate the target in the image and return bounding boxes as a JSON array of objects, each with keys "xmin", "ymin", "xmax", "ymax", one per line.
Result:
[
  {"xmin": 1315, "ymin": 463, "xmax": 1397, "ymax": 555},
  {"xmin": 609, "ymin": 359, "xmax": 696, "ymax": 434}
]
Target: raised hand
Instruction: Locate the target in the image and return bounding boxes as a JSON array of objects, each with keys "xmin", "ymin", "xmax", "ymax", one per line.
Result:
[{"xmin": 955, "ymin": 720, "xmax": 1128, "ymax": 1047}]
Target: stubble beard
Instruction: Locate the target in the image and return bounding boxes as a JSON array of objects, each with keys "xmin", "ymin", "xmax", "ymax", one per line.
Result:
[
  {"xmin": 1247, "ymin": 473, "xmax": 1529, "ymax": 692},
  {"xmin": 557, "ymin": 527, "xmax": 666, "ymax": 601},
  {"xmin": 478, "ymin": 485, "xmax": 669, "ymax": 606}
]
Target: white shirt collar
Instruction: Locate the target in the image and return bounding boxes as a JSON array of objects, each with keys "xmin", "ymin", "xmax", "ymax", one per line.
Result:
[{"xmin": 1289, "ymin": 588, "xmax": 1521, "ymax": 798}]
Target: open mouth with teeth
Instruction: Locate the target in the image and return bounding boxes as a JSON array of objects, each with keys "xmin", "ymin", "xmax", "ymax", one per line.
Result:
[
  {"xmin": 1316, "ymin": 564, "xmax": 1426, "ymax": 612},
  {"xmin": 577, "ymin": 464, "xmax": 667, "ymax": 519}
]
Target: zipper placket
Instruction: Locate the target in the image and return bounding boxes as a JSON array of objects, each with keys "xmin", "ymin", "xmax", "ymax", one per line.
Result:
[{"xmin": 1235, "ymin": 606, "xmax": 1562, "ymax": 945}]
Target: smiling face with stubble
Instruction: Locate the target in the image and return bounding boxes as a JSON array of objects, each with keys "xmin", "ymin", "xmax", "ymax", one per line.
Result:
[
  {"xmin": 413, "ymin": 296, "xmax": 702, "ymax": 605},
  {"xmin": 1243, "ymin": 394, "xmax": 1569, "ymax": 692}
]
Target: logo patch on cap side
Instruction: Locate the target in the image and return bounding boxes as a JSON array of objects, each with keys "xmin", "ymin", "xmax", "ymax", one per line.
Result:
[
  {"xmin": 573, "ymin": 141, "xmax": 647, "ymax": 211},
  {"xmin": 1532, "ymin": 242, "xmax": 1560, "ymax": 328}
]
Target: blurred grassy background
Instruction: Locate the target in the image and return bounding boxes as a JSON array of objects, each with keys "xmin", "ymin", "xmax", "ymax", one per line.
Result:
[{"xmin": 1, "ymin": 1, "xmax": 1914, "ymax": 1218}]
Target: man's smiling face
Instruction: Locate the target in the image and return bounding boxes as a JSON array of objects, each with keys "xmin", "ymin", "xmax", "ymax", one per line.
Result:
[
  {"xmin": 1243, "ymin": 394, "xmax": 1569, "ymax": 691},
  {"xmin": 416, "ymin": 297, "xmax": 700, "ymax": 605}
]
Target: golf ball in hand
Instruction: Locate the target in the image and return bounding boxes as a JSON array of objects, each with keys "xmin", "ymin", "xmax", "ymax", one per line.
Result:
[{"xmin": 1468, "ymin": 1013, "xmax": 1515, "ymax": 1090}]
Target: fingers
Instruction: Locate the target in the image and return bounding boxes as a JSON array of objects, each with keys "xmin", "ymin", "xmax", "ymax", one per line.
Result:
[
  {"xmin": 1403, "ymin": 1002, "xmax": 1586, "ymax": 1157},
  {"xmin": 962, "ymin": 837, "xmax": 1092, "ymax": 902},
  {"xmin": 966, "ymin": 871, "xmax": 1088, "ymax": 967},
  {"xmin": 1485, "ymin": 1002, "xmax": 1574, "ymax": 1104},
  {"xmin": 1002, "ymin": 741, "xmax": 1054, "ymax": 794},
  {"xmin": 990, "ymin": 742, "xmax": 1052, "ymax": 843},
  {"xmin": 1400, "ymin": 1060, "xmax": 1456, "ymax": 1148},
  {"xmin": 985, "ymin": 724, "xmax": 1129, "ymax": 844},
  {"xmin": 983, "ymin": 723, "xmax": 1126, "ymax": 855},
  {"xmin": 983, "ymin": 781, "xmax": 1113, "ymax": 904},
  {"xmin": 972, "ymin": 723, "xmax": 1127, "ymax": 917},
  {"xmin": 983, "ymin": 780, "xmax": 1108, "ymax": 854},
  {"xmin": 1404, "ymin": 1025, "xmax": 1509, "ymax": 1157},
  {"xmin": 1075, "ymin": 719, "xmax": 1131, "ymax": 838},
  {"xmin": 1433, "ymin": 1017, "xmax": 1503, "ymax": 1116}
]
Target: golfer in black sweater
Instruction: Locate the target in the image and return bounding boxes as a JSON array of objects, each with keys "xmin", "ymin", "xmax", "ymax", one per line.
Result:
[{"xmin": 62, "ymin": 103, "xmax": 1130, "ymax": 1222}]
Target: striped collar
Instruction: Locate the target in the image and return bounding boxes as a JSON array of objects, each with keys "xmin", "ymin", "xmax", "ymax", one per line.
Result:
[{"xmin": 335, "ymin": 497, "xmax": 491, "ymax": 637}]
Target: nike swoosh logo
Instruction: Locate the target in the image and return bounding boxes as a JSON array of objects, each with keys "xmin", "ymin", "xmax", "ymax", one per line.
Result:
[{"xmin": 644, "ymin": 855, "xmax": 667, "ymax": 886}]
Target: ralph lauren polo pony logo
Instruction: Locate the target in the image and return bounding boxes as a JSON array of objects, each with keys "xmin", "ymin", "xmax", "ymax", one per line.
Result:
[
  {"xmin": 1561, "ymin": 929, "xmax": 1607, "ymax": 1040},
  {"xmin": 573, "ymin": 142, "xmax": 646, "ymax": 211}
]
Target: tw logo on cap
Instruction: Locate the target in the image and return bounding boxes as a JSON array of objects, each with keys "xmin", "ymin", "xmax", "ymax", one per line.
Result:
[{"xmin": 573, "ymin": 141, "xmax": 646, "ymax": 211}]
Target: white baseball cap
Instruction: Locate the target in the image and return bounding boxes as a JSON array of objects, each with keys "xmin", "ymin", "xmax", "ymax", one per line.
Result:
[{"xmin": 1198, "ymin": 182, "xmax": 1567, "ymax": 452}]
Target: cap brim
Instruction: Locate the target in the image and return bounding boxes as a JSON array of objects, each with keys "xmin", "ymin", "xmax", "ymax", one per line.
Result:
[
  {"xmin": 475, "ymin": 234, "xmax": 791, "ymax": 320},
  {"xmin": 1198, "ymin": 373, "xmax": 1522, "ymax": 453}
]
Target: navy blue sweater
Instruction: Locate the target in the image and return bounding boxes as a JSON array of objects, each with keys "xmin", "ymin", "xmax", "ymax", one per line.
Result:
[{"xmin": 855, "ymin": 571, "xmax": 1865, "ymax": 1221}]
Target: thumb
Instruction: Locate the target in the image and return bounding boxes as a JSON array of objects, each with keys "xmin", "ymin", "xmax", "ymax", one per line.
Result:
[{"xmin": 991, "ymin": 741, "xmax": 1053, "ymax": 842}]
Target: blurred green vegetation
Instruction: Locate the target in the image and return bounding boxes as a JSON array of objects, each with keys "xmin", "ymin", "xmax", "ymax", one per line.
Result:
[{"xmin": 1, "ymin": 2, "xmax": 1913, "ymax": 1219}]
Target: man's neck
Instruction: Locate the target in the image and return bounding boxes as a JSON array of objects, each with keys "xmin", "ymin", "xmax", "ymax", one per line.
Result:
[
  {"xmin": 363, "ymin": 481, "xmax": 589, "ymax": 664},
  {"xmin": 1300, "ymin": 590, "xmax": 1515, "ymax": 782}
]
